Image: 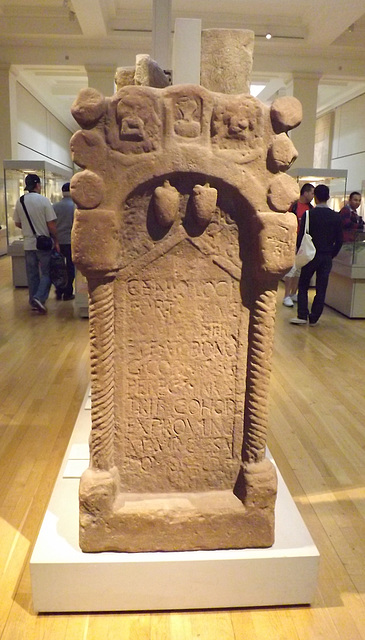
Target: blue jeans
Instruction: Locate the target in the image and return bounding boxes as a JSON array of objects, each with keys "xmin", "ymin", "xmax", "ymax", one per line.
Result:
[
  {"xmin": 297, "ymin": 253, "xmax": 333, "ymax": 323},
  {"xmin": 25, "ymin": 249, "xmax": 52, "ymax": 304}
]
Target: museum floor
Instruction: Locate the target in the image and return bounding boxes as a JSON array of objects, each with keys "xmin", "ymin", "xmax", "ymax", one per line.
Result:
[{"xmin": 1, "ymin": 253, "xmax": 365, "ymax": 639}]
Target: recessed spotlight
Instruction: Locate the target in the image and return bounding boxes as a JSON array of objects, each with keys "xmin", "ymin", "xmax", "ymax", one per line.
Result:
[{"xmin": 266, "ymin": 32, "xmax": 272, "ymax": 40}]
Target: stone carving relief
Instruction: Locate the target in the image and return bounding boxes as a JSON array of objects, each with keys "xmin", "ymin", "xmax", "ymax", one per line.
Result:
[
  {"xmin": 211, "ymin": 95, "xmax": 264, "ymax": 163},
  {"xmin": 107, "ymin": 86, "xmax": 162, "ymax": 154},
  {"xmin": 70, "ymin": 84, "xmax": 301, "ymax": 553},
  {"xmin": 173, "ymin": 95, "xmax": 202, "ymax": 138}
]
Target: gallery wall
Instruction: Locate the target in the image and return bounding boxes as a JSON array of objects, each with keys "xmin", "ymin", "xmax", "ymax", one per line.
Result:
[
  {"xmin": 14, "ymin": 81, "xmax": 73, "ymax": 171},
  {"xmin": 331, "ymin": 92, "xmax": 365, "ymax": 195}
]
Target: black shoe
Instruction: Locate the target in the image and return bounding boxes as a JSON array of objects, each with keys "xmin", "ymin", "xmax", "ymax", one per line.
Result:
[
  {"xmin": 56, "ymin": 292, "xmax": 63, "ymax": 300},
  {"xmin": 63, "ymin": 294, "xmax": 75, "ymax": 301}
]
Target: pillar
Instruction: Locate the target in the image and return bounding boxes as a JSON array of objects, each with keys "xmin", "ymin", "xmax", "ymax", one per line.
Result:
[
  {"xmin": 172, "ymin": 18, "xmax": 201, "ymax": 85},
  {"xmin": 152, "ymin": 0, "xmax": 171, "ymax": 71},
  {"xmin": 0, "ymin": 64, "xmax": 16, "ymax": 165},
  {"xmin": 288, "ymin": 72, "xmax": 321, "ymax": 167},
  {"xmin": 85, "ymin": 65, "xmax": 115, "ymax": 97}
]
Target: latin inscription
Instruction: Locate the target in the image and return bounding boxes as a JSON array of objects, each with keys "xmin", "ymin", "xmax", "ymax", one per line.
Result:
[{"xmin": 114, "ymin": 244, "xmax": 246, "ymax": 491}]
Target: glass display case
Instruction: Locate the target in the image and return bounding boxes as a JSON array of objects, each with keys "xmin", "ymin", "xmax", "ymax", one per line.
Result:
[
  {"xmin": 3, "ymin": 160, "xmax": 72, "ymax": 286},
  {"xmin": 0, "ymin": 176, "xmax": 6, "ymax": 256},
  {"xmin": 326, "ymin": 230, "xmax": 365, "ymax": 318},
  {"xmin": 288, "ymin": 167, "xmax": 348, "ymax": 211},
  {"xmin": 334, "ymin": 230, "xmax": 365, "ymax": 267},
  {"xmin": 361, "ymin": 179, "xmax": 365, "ymax": 221}
]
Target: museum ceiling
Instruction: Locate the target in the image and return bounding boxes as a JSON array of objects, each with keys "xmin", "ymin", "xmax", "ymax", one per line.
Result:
[{"xmin": 1, "ymin": 0, "xmax": 365, "ymax": 131}]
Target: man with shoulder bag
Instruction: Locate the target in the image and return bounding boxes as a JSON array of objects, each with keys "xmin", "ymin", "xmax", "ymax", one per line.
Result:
[
  {"xmin": 13, "ymin": 173, "xmax": 60, "ymax": 314},
  {"xmin": 290, "ymin": 184, "xmax": 343, "ymax": 326}
]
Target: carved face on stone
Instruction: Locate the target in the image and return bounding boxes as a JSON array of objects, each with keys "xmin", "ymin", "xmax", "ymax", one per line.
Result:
[
  {"xmin": 109, "ymin": 89, "xmax": 161, "ymax": 154},
  {"xmin": 211, "ymin": 96, "xmax": 264, "ymax": 162}
]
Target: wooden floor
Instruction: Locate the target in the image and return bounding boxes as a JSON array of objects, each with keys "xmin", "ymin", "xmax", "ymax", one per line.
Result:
[{"xmin": 1, "ymin": 254, "xmax": 365, "ymax": 639}]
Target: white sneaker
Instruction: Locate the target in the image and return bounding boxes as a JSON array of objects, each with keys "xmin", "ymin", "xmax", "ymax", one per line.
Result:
[
  {"xmin": 290, "ymin": 317, "xmax": 307, "ymax": 325},
  {"xmin": 32, "ymin": 298, "xmax": 47, "ymax": 314},
  {"xmin": 283, "ymin": 296, "xmax": 294, "ymax": 307},
  {"xmin": 291, "ymin": 294, "xmax": 298, "ymax": 302}
]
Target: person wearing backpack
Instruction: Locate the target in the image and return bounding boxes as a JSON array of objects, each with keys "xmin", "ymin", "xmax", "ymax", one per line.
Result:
[{"xmin": 13, "ymin": 174, "xmax": 60, "ymax": 314}]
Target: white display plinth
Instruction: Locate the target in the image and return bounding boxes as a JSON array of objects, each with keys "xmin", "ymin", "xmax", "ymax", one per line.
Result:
[{"xmin": 30, "ymin": 389, "xmax": 319, "ymax": 613}]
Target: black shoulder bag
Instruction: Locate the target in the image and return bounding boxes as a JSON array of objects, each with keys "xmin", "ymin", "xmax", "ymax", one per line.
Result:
[{"xmin": 20, "ymin": 195, "xmax": 53, "ymax": 251}]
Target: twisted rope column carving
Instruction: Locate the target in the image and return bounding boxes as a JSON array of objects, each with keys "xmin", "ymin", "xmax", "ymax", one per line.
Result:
[
  {"xmin": 88, "ymin": 278, "xmax": 115, "ymax": 470},
  {"xmin": 243, "ymin": 285, "xmax": 277, "ymax": 464}
]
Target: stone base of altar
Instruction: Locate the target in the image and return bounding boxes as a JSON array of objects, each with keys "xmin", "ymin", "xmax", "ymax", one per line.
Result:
[{"xmin": 30, "ymin": 389, "xmax": 319, "ymax": 612}]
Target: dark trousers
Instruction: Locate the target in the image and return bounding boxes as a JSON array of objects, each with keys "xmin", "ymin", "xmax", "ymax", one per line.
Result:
[
  {"xmin": 297, "ymin": 253, "xmax": 333, "ymax": 323},
  {"xmin": 56, "ymin": 244, "xmax": 75, "ymax": 298}
]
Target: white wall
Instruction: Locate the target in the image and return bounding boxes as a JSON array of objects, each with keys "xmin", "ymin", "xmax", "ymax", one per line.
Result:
[
  {"xmin": 15, "ymin": 83, "xmax": 73, "ymax": 171},
  {"xmin": 331, "ymin": 92, "xmax": 365, "ymax": 193}
]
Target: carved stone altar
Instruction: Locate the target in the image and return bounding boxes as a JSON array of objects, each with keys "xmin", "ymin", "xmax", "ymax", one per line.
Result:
[{"xmin": 70, "ymin": 84, "xmax": 301, "ymax": 552}]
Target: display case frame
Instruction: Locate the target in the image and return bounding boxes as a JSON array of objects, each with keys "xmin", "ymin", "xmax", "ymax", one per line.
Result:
[{"xmin": 0, "ymin": 175, "xmax": 6, "ymax": 256}]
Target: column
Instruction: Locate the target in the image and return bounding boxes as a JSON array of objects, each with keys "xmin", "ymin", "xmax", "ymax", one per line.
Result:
[
  {"xmin": 0, "ymin": 65, "xmax": 17, "ymax": 254},
  {"xmin": 172, "ymin": 18, "xmax": 201, "ymax": 85},
  {"xmin": 152, "ymin": 0, "xmax": 171, "ymax": 71},
  {"xmin": 0, "ymin": 64, "xmax": 16, "ymax": 165},
  {"xmin": 288, "ymin": 72, "xmax": 321, "ymax": 167},
  {"xmin": 85, "ymin": 65, "xmax": 115, "ymax": 97}
]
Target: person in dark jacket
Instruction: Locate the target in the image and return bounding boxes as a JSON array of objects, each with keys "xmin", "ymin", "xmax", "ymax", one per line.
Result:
[
  {"xmin": 290, "ymin": 184, "xmax": 343, "ymax": 326},
  {"xmin": 53, "ymin": 182, "xmax": 75, "ymax": 300},
  {"xmin": 339, "ymin": 191, "xmax": 364, "ymax": 242}
]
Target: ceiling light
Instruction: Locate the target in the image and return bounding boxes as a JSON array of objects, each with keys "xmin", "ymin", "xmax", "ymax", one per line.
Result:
[{"xmin": 266, "ymin": 33, "xmax": 272, "ymax": 40}]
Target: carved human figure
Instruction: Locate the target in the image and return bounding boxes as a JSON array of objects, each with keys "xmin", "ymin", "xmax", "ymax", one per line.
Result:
[{"xmin": 107, "ymin": 87, "xmax": 162, "ymax": 154}]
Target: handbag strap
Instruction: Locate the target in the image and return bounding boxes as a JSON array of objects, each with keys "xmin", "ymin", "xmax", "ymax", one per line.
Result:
[
  {"xmin": 304, "ymin": 209, "xmax": 310, "ymax": 234},
  {"xmin": 20, "ymin": 195, "xmax": 37, "ymax": 237}
]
